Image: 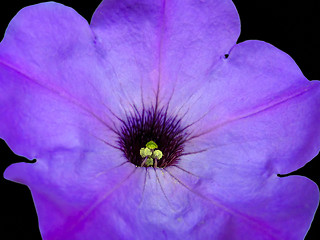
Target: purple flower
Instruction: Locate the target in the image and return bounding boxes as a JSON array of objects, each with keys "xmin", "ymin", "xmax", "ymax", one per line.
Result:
[{"xmin": 0, "ymin": 0, "xmax": 319, "ymax": 239}]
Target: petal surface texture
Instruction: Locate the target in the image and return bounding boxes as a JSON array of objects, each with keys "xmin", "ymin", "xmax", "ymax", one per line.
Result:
[
  {"xmin": 90, "ymin": 0, "xmax": 240, "ymax": 109},
  {"xmin": 0, "ymin": 1, "xmax": 319, "ymax": 240}
]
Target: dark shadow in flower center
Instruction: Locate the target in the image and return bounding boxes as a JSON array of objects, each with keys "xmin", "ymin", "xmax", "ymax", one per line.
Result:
[{"xmin": 117, "ymin": 105, "xmax": 189, "ymax": 168}]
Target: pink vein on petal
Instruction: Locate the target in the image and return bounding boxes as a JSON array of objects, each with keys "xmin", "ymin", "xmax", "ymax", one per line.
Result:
[
  {"xmin": 164, "ymin": 168, "xmax": 282, "ymax": 239},
  {"xmin": 155, "ymin": 0, "xmax": 167, "ymax": 108},
  {"xmin": 188, "ymin": 83, "xmax": 318, "ymax": 140},
  {"xmin": 154, "ymin": 168, "xmax": 176, "ymax": 211},
  {"xmin": 0, "ymin": 59, "xmax": 116, "ymax": 133},
  {"xmin": 53, "ymin": 167, "xmax": 138, "ymax": 240}
]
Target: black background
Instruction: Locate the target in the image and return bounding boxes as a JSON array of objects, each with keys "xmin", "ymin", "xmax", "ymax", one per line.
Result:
[{"xmin": 0, "ymin": 0, "xmax": 319, "ymax": 239}]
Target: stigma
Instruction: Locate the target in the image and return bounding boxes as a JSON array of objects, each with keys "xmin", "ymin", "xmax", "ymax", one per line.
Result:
[{"xmin": 140, "ymin": 141, "xmax": 163, "ymax": 168}]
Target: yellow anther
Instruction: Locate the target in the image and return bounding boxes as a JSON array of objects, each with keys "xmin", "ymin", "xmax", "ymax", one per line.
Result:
[
  {"xmin": 145, "ymin": 157, "xmax": 154, "ymax": 167},
  {"xmin": 146, "ymin": 140, "xmax": 158, "ymax": 149},
  {"xmin": 153, "ymin": 149, "xmax": 163, "ymax": 159},
  {"xmin": 140, "ymin": 148, "xmax": 152, "ymax": 158}
]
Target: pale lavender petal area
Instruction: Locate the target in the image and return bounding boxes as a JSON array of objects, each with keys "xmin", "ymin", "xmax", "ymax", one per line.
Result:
[
  {"xmin": 182, "ymin": 40, "xmax": 320, "ymax": 174},
  {"xmin": 90, "ymin": 0, "xmax": 240, "ymax": 109},
  {"xmin": 0, "ymin": 2, "xmax": 131, "ymax": 238},
  {"xmin": 0, "ymin": 2, "xmax": 123, "ymax": 158},
  {"xmin": 176, "ymin": 40, "xmax": 320, "ymax": 238},
  {"xmin": 0, "ymin": 0, "xmax": 319, "ymax": 240},
  {"xmin": 154, "ymin": 168, "xmax": 319, "ymax": 240}
]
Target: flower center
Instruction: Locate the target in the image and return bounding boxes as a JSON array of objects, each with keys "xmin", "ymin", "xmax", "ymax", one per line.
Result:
[{"xmin": 118, "ymin": 106, "xmax": 188, "ymax": 168}]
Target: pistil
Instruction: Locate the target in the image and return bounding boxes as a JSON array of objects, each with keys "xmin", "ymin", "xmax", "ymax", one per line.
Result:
[{"xmin": 140, "ymin": 141, "xmax": 163, "ymax": 168}]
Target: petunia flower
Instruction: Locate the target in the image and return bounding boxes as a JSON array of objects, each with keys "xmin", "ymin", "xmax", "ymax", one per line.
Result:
[{"xmin": 0, "ymin": 0, "xmax": 319, "ymax": 239}]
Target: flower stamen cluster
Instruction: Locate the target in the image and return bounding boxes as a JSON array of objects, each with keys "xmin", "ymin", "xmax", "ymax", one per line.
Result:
[{"xmin": 140, "ymin": 141, "xmax": 163, "ymax": 168}]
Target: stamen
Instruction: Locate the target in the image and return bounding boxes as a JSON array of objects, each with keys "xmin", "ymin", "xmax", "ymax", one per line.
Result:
[
  {"xmin": 140, "ymin": 140, "xmax": 163, "ymax": 168},
  {"xmin": 146, "ymin": 140, "xmax": 158, "ymax": 149}
]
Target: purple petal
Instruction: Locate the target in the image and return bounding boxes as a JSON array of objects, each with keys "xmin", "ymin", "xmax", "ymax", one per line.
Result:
[
  {"xmin": 0, "ymin": 2, "xmax": 122, "ymax": 159},
  {"xmin": 21, "ymin": 164, "xmax": 316, "ymax": 239},
  {"xmin": 91, "ymin": 0, "xmax": 240, "ymax": 108},
  {"xmin": 182, "ymin": 40, "xmax": 320, "ymax": 174},
  {"xmin": 0, "ymin": 3, "xmax": 128, "ymax": 237},
  {"xmin": 165, "ymin": 167, "xmax": 319, "ymax": 239},
  {"xmin": 174, "ymin": 40, "xmax": 320, "ymax": 238},
  {"xmin": 6, "ymin": 161, "xmax": 137, "ymax": 240}
]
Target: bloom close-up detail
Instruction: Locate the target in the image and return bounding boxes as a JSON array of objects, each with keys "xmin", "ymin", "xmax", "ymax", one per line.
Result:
[{"xmin": 0, "ymin": 0, "xmax": 319, "ymax": 239}]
